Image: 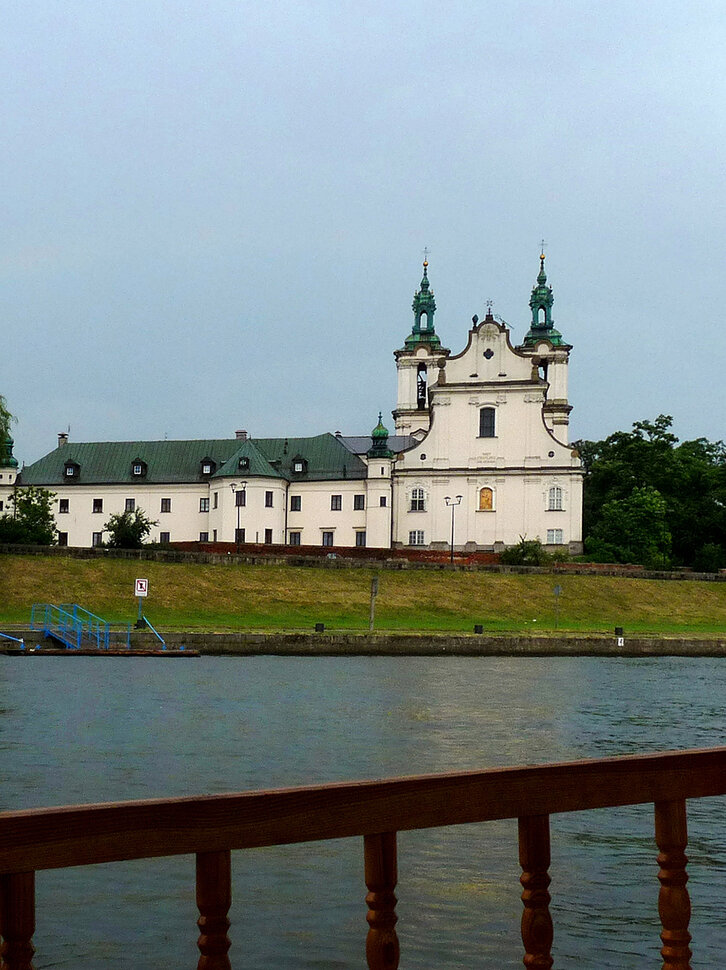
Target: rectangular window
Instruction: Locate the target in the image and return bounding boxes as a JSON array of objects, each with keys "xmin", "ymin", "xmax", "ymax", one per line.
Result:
[
  {"xmin": 546, "ymin": 529, "xmax": 564, "ymax": 545},
  {"xmin": 132, "ymin": 463, "xmax": 143, "ymax": 477},
  {"xmin": 59, "ymin": 498, "xmax": 69, "ymax": 514},
  {"xmin": 200, "ymin": 497, "xmax": 209, "ymax": 512},
  {"xmin": 213, "ymin": 492, "xmax": 218, "ymax": 509},
  {"xmin": 0, "ymin": 500, "xmax": 3, "ymax": 511},
  {"xmin": 265, "ymin": 491, "xmax": 273, "ymax": 508},
  {"xmin": 235, "ymin": 527, "xmax": 245, "ymax": 544},
  {"xmin": 264, "ymin": 528, "xmax": 273, "ymax": 544},
  {"xmin": 410, "ymin": 488, "xmax": 425, "ymax": 512},
  {"xmin": 408, "ymin": 530, "xmax": 425, "ymax": 546},
  {"xmin": 548, "ymin": 486, "xmax": 564, "ymax": 511},
  {"xmin": 331, "ymin": 494, "xmax": 342, "ymax": 511},
  {"xmin": 353, "ymin": 494, "xmax": 365, "ymax": 510},
  {"xmin": 57, "ymin": 531, "xmax": 68, "ymax": 547},
  {"xmin": 92, "ymin": 531, "xmax": 103, "ymax": 547},
  {"xmin": 161, "ymin": 498, "xmax": 171, "ymax": 513},
  {"xmin": 479, "ymin": 406, "xmax": 496, "ymax": 438},
  {"xmin": 236, "ymin": 490, "xmax": 246, "ymax": 507},
  {"xmin": 92, "ymin": 498, "xmax": 103, "ymax": 514},
  {"xmin": 125, "ymin": 498, "xmax": 135, "ymax": 513},
  {"xmin": 159, "ymin": 531, "xmax": 171, "ymax": 544},
  {"xmin": 322, "ymin": 531, "xmax": 334, "ymax": 547},
  {"xmin": 199, "ymin": 532, "xmax": 209, "ymax": 542},
  {"xmin": 213, "ymin": 529, "xmax": 217, "ymax": 541},
  {"xmin": 290, "ymin": 495, "xmax": 301, "ymax": 512},
  {"xmin": 289, "ymin": 531, "xmax": 301, "ymax": 546},
  {"xmin": 355, "ymin": 531, "xmax": 366, "ymax": 547},
  {"xmin": 379, "ymin": 496, "xmax": 387, "ymax": 507}
]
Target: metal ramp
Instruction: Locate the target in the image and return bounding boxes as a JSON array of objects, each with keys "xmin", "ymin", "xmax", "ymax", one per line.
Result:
[{"xmin": 30, "ymin": 604, "xmax": 131, "ymax": 651}]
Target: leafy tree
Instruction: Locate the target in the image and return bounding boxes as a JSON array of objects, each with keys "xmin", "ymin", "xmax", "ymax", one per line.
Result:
[
  {"xmin": 0, "ymin": 486, "xmax": 57, "ymax": 545},
  {"xmin": 0, "ymin": 394, "xmax": 14, "ymax": 444},
  {"xmin": 104, "ymin": 508, "xmax": 157, "ymax": 548},
  {"xmin": 576, "ymin": 415, "xmax": 726, "ymax": 568},
  {"xmin": 585, "ymin": 486, "xmax": 671, "ymax": 568}
]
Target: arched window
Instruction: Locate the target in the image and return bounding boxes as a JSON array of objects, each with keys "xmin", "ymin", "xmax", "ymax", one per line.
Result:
[
  {"xmin": 417, "ymin": 363, "xmax": 428, "ymax": 409},
  {"xmin": 419, "ymin": 312, "xmax": 428, "ymax": 330},
  {"xmin": 479, "ymin": 407, "xmax": 495, "ymax": 438},
  {"xmin": 410, "ymin": 487, "xmax": 426, "ymax": 512},
  {"xmin": 548, "ymin": 486, "xmax": 563, "ymax": 510},
  {"xmin": 479, "ymin": 487, "xmax": 493, "ymax": 511}
]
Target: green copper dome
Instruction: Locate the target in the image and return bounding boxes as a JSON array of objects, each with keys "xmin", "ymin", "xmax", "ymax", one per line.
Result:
[
  {"xmin": 522, "ymin": 253, "xmax": 566, "ymax": 347},
  {"xmin": 1, "ymin": 435, "xmax": 18, "ymax": 469},
  {"xmin": 368, "ymin": 412, "xmax": 394, "ymax": 458},
  {"xmin": 405, "ymin": 260, "xmax": 442, "ymax": 350}
]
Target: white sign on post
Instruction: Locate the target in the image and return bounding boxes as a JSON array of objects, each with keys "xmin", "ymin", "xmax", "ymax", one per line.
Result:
[{"xmin": 135, "ymin": 578, "xmax": 149, "ymax": 597}]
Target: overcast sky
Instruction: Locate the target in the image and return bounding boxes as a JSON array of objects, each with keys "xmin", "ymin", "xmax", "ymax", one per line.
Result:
[{"xmin": 3, "ymin": 0, "xmax": 725, "ymax": 463}]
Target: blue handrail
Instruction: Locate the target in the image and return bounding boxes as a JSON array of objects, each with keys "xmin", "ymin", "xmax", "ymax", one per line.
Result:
[
  {"xmin": 30, "ymin": 604, "xmax": 131, "ymax": 650},
  {"xmin": 0, "ymin": 632, "xmax": 25, "ymax": 646},
  {"xmin": 142, "ymin": 616, "xmax": 166, "ymax": 650}
]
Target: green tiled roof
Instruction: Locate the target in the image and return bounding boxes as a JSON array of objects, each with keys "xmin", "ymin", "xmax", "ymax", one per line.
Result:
[{"xmin": 19, "ymin": 433, "xmax": 367, "ymax": 486}]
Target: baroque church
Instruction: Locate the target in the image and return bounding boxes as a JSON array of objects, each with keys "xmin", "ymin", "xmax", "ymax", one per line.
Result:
[{"xmin": 3, "ymin": 256, "xmax": 583, "ymax": 553}]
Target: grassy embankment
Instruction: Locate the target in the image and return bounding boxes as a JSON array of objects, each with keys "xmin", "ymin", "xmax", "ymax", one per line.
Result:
[{"xmin": 1, "ymin": 554, "xmax": 726, "ymax": 636}]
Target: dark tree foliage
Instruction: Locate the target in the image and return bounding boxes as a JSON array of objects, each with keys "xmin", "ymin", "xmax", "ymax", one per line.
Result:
[
  {"xmin": 104, "ymin": 508, "xmax": 157, "ymax": 548},
  {"xmin": 0, "ymin": 486, "xmax": 57, "ymax": 545},
  {"xmin": 0, "ymin": 394, "xmax": 14, "ymax": 443},
  {"xmin": 499, "ymin": 537, "xmax": 551, "ymax": 566},
  {"xmin": 576, "ymin": 416, "xmax": 726, "ymax": 569}
]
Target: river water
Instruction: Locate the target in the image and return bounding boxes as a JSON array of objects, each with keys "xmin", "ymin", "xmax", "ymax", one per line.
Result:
[{"xmin": 0, "ymin": 655, "xmax": 724, "ymax": 968}]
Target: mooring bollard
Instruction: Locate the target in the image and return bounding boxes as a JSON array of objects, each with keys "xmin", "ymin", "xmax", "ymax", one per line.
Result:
[
  {"xmin": 315, "ymin": 623, "xmax": 325, "ymax": 633},
  {"xmin": 474, "ymin": 624, "xmax": 483, "ymax": 634}
]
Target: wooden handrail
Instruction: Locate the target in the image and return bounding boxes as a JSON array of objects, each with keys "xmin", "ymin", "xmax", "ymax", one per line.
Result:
[
  {"xmin": 0, "ymin": 747, "xmax": 724, "ymax": 968},
  {"xmin": 0, "ymin": 747, "xmax": 724, "ymax": 873}
]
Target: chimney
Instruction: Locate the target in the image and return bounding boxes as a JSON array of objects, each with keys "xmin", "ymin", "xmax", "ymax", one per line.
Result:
[
  {"xmin": 235, "ymin": 429, "xmax": 248, "ymax": 440},
  {"xmin": 58, "ymin": 432, "xmax": 69, "ymax": 448}
]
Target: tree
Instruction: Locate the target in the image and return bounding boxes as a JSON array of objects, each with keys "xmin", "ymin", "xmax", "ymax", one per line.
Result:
[
  {"xmin": 499, "ymin": 537, "xmax": 551, "ymax": 566},
  {"xmin": 104, "ymin": 508, "xmax": 157, "ymax": 548},
  {"xmin": 0, "ymin": 394, "xmax": 14, "ymax": 444},
  {"xmin": 0, "ymin": 486, "xmax": 57, "ymax": 545},
  {"xmin": 585, "ymin": 486, "xmax": 671, "ymax": 568},
  {"xmin": 576, "ymin": 415, "xmax": 726, "ymax": 568}
]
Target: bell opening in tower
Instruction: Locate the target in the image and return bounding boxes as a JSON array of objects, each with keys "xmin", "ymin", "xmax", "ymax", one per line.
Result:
[{"xmin": 417, "ymin": 363, "xmax": 427, "ymax": 409}]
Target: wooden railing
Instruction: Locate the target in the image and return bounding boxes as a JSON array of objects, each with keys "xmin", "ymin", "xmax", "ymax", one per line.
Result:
[{"xmin": 1, "ymin": 746, "xmax": 725, "ymax": 969}]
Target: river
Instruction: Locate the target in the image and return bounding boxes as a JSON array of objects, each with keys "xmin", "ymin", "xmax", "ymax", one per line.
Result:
[{"xmin": 0, "ymin": 655, "xmax": 724, "ymax": 968}]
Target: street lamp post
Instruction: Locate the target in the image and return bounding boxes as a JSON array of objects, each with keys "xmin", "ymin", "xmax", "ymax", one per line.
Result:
[
  {"xmin": 230, "ymin": 481, "xmax": 247, "ymax": 554},
  {"xmin": 444, "ymin": 494, "xmax": 463, "ymax": 565}
]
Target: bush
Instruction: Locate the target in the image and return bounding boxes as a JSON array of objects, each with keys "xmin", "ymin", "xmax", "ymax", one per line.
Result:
[{"xmin": 499, "ymin": 537, "xmax": 551, "ymax": 566}]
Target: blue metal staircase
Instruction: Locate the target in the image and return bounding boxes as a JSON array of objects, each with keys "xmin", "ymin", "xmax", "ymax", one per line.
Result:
[{"xmin": 30, "ymin": 604, "xmax": 131, "ymax": 650}]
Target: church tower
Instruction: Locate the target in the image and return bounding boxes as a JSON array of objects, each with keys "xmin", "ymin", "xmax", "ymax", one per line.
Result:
[
  {"xmin": 393, "ymin": 259, "xmax": 450, "ymax": 437},
  {"xmin": 517, "ymin": 252, "xmax": 573, "ymax": 438}
]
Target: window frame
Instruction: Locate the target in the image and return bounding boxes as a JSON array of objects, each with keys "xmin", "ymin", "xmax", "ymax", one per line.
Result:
[
  {"xmin": 479, "ymin": 406, "xmax": 496, "ymax": 438},
  {"xmin": 322, "ymin": 531, "xmax": 334, "ymax": 547},
  {"xmin": 290, "ymin": 495, "xmax": 301, "ymax": 512},
  {"xmin": 160, "ymin": 498, "xmax": 171, "ymax": 514},
  {"xmin": 125, "ymin": 498, "xmax": 136, "ymax": 513},
  {"xmin": 547, "ymin": 486, "xmax": 564, "ymax": 511},
  {"xmin": 408, "ymin": 530, "xmax": 425, "ymax": 546},
  {"xmin": 92, "ymin": 498, "xmax": 103, "ymax": 514},
  {"xmin": 353, "ymin": 494, "xmax": 365, "ymax": 511},
  {"xmin": 58, "ymin": 498, "xmax": 69, "ymax": 514},
  {"xmin": 330, "ymin": 494, "xmax": 342, "ymax": 511},
  {"xmin": 265, "ymin": 491, "xmax": 274, "ymax": 508},
  {"xmin": 289, "ymin": 531, "xmax": 302, "ymax": 546},
  {"xmin": 409, "ymin": 487, "xmax": 426, "ymax": 512},
  {"xmin": 199, "ymin": 497, "xmax": 210, "ymax": 513}
]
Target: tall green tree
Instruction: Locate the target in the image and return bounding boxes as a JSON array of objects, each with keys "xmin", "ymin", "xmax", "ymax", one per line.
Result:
[
  {"xmin": 585, "ymin": 486, "xmax": 671, "ymax": 568},
  {"xmin": 576, "ymin": 415, "xmax": 726, "ymax": 568},
  {"xmin": 0, "ymin": 486, "xmax": 57, "ymax": 545}
]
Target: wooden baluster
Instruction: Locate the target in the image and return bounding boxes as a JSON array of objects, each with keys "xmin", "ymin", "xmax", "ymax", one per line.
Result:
[
  {"xmin": 364, "ymin": 832, "xmax": 399, "ymax": 970},
  {"xmin": 519, "ymin": 815, "xmax": 554, "ymax": 969},
  {"xmin": 0, "ymin": 871, "xmax": 36, "ymax": 970},
  {"xmin": 196, "ymin": 850, "xmax": 232, "ymax": 970},
  {"xmin": 655, "ymin": 799, "xmax": 692, "ymax": 969}
]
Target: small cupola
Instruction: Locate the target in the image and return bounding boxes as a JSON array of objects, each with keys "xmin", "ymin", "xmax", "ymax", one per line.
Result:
[
  {"xmin": 368, "ymin": 412, "xmax": 394, "ymax": 458},
  {"xmin": 1, "ymin": 436, "xmax": 18, "ymax": 469}
]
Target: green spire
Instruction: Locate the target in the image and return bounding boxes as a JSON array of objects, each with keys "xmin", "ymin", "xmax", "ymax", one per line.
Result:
[
  {"xmin": 405, "ymin": 259, "xmax": 441, "ymax": 350},
  {"xmin": 368, "ymin": 412, "xmax": 394, "ymax": 458},
  {"xmin": 1, "ymin": 435, "xmax": 18, "ymax": 469},
  {"xmin": 522, "ymin": 252, "xmax": 566, "ymax": 347}
]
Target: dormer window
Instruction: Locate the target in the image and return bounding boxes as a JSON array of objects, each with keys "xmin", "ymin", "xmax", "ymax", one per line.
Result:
[
  {"xmin": 64, "ymin": 461, "xmax": 80, "ymax": 479},
  {"xmin": 291, "ymin": 455, "xmax": 308, "ymax": 475},
  {"xmin": 200, "ymin": 458, "xmax": 216, "ymax": 476},
  {"xmin": 238, "ymin": 456, "xmax": 250, "ymax": 471},
  {"xmin": 131, "ymin": 460, "xmax": 147, "ymax": 478}
]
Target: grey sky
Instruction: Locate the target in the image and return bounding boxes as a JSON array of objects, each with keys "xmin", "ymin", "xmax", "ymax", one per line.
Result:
[{"xmin": 4, "ymin": 0, "xmax": 725, "ymax": 463}]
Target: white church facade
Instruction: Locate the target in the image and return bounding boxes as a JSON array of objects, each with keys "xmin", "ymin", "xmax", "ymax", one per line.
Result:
[{"xmin": 5, "ymin": 256, "xmax": 583, "ymax": 553}]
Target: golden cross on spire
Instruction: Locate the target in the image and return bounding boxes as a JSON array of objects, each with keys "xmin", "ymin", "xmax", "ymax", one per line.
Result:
[
  {"xmin": 539, "ymin": 238, "xmax": 547, "ymax": 260},
  {"xmin": 422, "ymin": 246, "xmax": 431, "ymax": 266}
]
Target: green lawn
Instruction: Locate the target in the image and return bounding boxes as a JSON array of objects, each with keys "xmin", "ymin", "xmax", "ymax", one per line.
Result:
[{"xmin": 1, "ymin": 554, "xmax": 726, "ymax": 635}]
